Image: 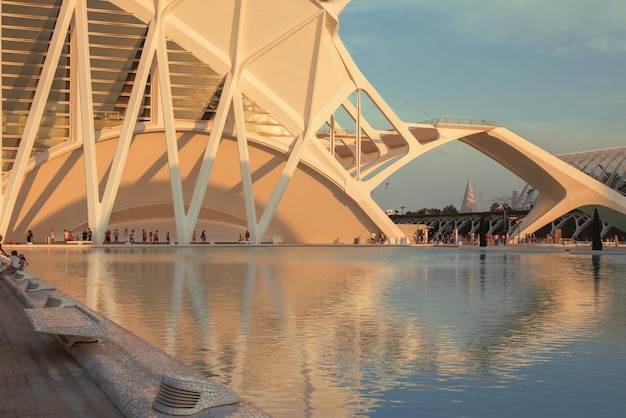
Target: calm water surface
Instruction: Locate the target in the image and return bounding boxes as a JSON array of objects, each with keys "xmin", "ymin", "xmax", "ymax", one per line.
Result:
[{"xmin": 23, "ymin": 246, "xmax": 626, "ymax": 417}]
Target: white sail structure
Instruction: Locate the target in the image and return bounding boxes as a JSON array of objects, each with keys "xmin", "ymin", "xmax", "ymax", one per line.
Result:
[{"xmin": 460, "ymin": 179, "xmax": 478, "ymax": 213}]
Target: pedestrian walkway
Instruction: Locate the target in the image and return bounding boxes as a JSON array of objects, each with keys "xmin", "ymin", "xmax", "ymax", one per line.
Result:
[{"xmin": 0, "ymin": 279, "xmax": 122, "ymax": 417}]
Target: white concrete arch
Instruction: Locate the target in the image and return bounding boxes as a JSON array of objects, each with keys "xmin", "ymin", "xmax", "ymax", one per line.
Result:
[
  {"xmin": 452, "ymin": 126, "xmax": 626, "ymax": 241},
  {"xmin": 395, "ymin": 122, "xmax": 626, "ymax": 242}
]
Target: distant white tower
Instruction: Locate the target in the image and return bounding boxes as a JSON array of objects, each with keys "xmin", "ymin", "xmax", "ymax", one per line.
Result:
[{"xmin": 460, "ymin": 179, "xmax": 479, "ymax": 213}]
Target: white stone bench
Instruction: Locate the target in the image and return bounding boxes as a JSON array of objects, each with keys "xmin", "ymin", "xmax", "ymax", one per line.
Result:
[
  {"xmin": 153, "ymin": 373, "xmax": 240, "ymax": 415},
  {"xmin": 25, "ymin": 279, "xmax": 56, "ymax": 292},
  {"xmin": 24, "ymin": 294, "xmax": 107, "ymax": 346},
  {"xmin": 14, "ymin": 270, "xmax": 38, "ymax": 281},
  {"xmin": 65, "ymin": 240, "xmax": 93, "ymax": 245}
]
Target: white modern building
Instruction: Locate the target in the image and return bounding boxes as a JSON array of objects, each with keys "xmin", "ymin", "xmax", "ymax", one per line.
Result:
[
  {"xmin": 514, "ymin": 147, "xmax": 626, "ymax": 210},
  {"xmin": 2, "ymin": 0, "xmax": 625, "ymax": 245}
]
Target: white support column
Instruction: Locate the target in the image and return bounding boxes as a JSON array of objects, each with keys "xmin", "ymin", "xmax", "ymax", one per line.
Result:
[
  {"xmin": 332, "ymin": 36, "xmax": 419, "ymax": 190},
  {"xmin": 340, "ymin": 98, "xmax": 379, "ymax": 144},
  {"xmin": 330, "ymin": 114, "xmax": 335, "ymax": 156},
  {"xmin": 74, "ymin": 0, "xmax": 100, "ymax": 235},
  {"xmin": 183, "ymin": 0, "xmax": 245, "ymax": 244},
  {"xmin": 254, "ymin": 15, "xmax": 325, "ymax": 244},
  {"xmin": 355, "ymin": 88, "xmax": 361, "ymax": 180},
  {"xmin": 255, "ymin": 133, "xmax": 305, "ymax": 242},
  {"xmin": 154, "ymin": 2, "xmax": 186, "ymax": 245},
  {"xmin": 183, "ymin": 74, "xmax": 235, "ymax": 244},
  {"xmin": 194, "ymin": 7, "xmax": 325, "ymax": 244},
  {"xmin": 232, "ymin": 88, "xmax": 258, "ymax": 242},
  {"xmin": 0, "ymin": 0, "xmax": 76, "ymax": 236},
  {"xmin": 97, "ymin": 14, "xmax": 159, "ymax": 242}
]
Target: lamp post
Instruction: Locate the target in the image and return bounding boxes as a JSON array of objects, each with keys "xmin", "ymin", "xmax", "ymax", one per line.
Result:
[
  {"xmin": 503, "ymin": 207, "xmax": 507, "ymax": 245},
  {"xmin": 385, "ymin": 182, "xmax": 389, "ymax": 214}
]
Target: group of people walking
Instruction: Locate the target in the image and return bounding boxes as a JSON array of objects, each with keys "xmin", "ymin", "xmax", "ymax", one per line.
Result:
[
  {"xmin": 102, "ymin": 228, "xmax": 171, "ymax": 245},
  {"xmin": 18, "ymin": 226, "xmax": 223, "ymax": 246},
  {"xmin": 367, "ymin": 231, "xmax": 386, "ymax": 244},
  {"xmin": 190, "ymin": 230, "xmax": 208, "ymax": 244},
  {"xmin": 43, "ymin": 227, "xmax": 173, "ymax": 245}
]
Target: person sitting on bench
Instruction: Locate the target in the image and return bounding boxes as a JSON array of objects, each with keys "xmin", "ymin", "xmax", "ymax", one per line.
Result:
[
  {"xmin": 18, "ymin": 253, "xmax": 28, "ymax": 271},
  {"xmin": 0, "ymin": 250, "xmax": 21, "ymax": 275}
]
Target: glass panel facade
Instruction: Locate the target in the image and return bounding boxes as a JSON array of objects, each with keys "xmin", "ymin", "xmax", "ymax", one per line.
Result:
[
  {"xmin": 2, "ymin": 0, "xmax": 68, "ymax": 172},
  {"xmin": 1, "ymin": 0, "xmax": 294, "ymax": 174},
  {"xmin": 243, "ymin": 95, "xmax": 292, "ymax": 137},
  {"xmin": 87, "ymin": 0, "xmax": 150, "ymax": 129},
  {"xmin": 166, "ymin": 39, "xmax": 222, "ymax": 121}
]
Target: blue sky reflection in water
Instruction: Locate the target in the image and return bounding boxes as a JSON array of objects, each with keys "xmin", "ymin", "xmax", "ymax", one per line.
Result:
[{"xmin": 25, "ymin": 246, "xmax": 626, "ymax": 417}]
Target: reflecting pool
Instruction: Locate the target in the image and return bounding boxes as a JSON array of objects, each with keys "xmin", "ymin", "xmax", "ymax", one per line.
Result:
[{"xmin": 23, "ymin": 246, "xmax": 626, "ymax": 417}]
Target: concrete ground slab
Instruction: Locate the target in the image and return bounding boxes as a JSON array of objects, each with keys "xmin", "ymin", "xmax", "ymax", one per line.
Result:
[{"xmin": 0, "ymin": 280, "xmax": 123, "ymax": 417}]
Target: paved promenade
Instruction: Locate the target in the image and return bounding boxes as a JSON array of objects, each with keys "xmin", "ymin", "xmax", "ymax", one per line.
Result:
[{"xmin": 0, "ymin": 279, "xmax": 122, "ymax": 417}]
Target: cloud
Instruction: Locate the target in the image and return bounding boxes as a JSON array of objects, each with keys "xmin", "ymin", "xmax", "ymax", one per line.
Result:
[
  {"xmin": 584, "ymin": 35, "xmax": 626, "ymax": 54},
  {"xmin": 343, "ymin": 0, "xmax": 626, "ymax": 55}
]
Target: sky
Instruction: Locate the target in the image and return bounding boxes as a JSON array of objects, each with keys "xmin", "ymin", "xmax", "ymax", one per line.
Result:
[{"xmin": 337, "ymin": 0, "xmax": 626, "ymax": 212}]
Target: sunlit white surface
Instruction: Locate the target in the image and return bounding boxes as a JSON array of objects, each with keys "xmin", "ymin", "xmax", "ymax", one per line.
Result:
[{"xmin": 24, "ymin": 246, "xmax": 626, "ymax": 417}]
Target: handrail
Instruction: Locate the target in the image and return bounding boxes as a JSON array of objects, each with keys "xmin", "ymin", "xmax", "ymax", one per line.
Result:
[
  {"xmin": 420, "ymin": 117, "xmax": 498, "ymax": 127},
  {"xmin": 317, "ymin": 127, "xmax": 357, "ymax": 136}
]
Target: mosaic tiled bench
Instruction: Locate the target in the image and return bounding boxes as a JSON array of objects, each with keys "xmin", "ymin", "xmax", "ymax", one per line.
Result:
[
  {"xmin": 14, "ymin": 270, "xmax": 39, "ymax": 281},
  {"xmin": 24, "ymin": 294, "xmax": 106, "ymax": 347},
  {"xmin": 25, "ymin": 279, "xmax": 56, "ymax": 292},
  {"xmin": 153, "ymin": 373, "xmax": 241, "ymax": 415}
]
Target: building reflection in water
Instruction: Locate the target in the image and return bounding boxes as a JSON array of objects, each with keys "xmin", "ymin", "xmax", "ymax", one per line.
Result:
[{"xmin": 26, "ymin": 246, "xmax": 626, "ymax": 417}]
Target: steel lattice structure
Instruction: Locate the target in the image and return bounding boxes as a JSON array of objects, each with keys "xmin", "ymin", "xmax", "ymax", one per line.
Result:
[
  {"xmin": 559, "ymin": 147, "xmax": 626, "ymax": 195},
  {"xmin": 514, "ymin": 147, "xmax": 626, "ymax": 209}
]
